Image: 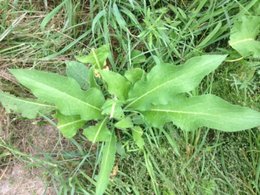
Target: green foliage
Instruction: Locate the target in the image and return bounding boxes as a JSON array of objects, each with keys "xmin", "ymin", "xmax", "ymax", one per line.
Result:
[
  {"xmin": 100, "ymin": 70, "xmax": 131, "ymax": 101},
  {"xmin": 56, "ymin": 112, "xmax": 85, "ymax": 138},
  {"xmin": 229, "ymin": 15, "xmax": 260, "ymax": 58},
  {"xmin": 96, "ymin": 134, "xmax": 117, "ymax": 195},
  {"xmin": 9, "ymin": 69, "xmax": 105, "ymax": 120},
  {"xmin": 75, "ymin": 45, "xmax": 110, "ymax": 69},
  {"xmin": 1, "ymin": 45, "xmax": 260, "ymax": 194},
  {"xmin": 132, "ymin": 126, "xmax": 145, "ymax": 149},
  {"xmin": 101, "ymin": 99, "xmax": 124, "ymax": 120},
  {"xmin": 66, "ymin": 61, "xmax": 89, "ymax": 90},
  {"xmin": 0, "ymin": 91, "xmax": 54, "ymax": 119},
  {"xmin": 127, "ymin": 55, "xmax": 227, "ymax": 110},
  {"xmin": 142, "ymin": 94, "xmax": 260, "ymax": 131},
  {"xmin": 83, "ymin": 118, "xmax": 111, "ymax": 143}
]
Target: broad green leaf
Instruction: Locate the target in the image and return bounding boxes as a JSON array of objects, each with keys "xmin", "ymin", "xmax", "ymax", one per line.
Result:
[
  {"xmin": 10, "ymin": 69, "xmax": 105, "ymax": 120},
  {"xmin": 132, "ymin": 126, "xmax": 145, "ymax": 149},
  {"xmin": 100, "ymin": 70, "xmax": 131, "ymax": 101},
  {"xmin": 96, "ymin": 134, "xmax": 117, "ymax": 195},
  {"xmin": 101, "ymin": 99, "xmax": 124, "ymax": 120},
  {"xmin": 56, "ymin": 112, "xmax": 85, "ymax": 138},
  {"xmin": 115, "ymin": 117, "xmax": 133, "ymax": 129},
  {"xmin": 75, "ymin": 45, "xmax": 110, "ymax": 69},
  {"xmin": 126, "ymin": 55, "xmax": 227, "ymax": 110},
  {"xmin": 0, "ymin": 91, "xmax": 54, "ymax": 119},
  {"xmin": 66, "ymin": 61, "xmax": 89, "ymax": 90},
  {"xmin": 83, "ymin": 118, "xmax": 111, "ymax": 143},
  {"xmin": 142, "ymin": 94, "xmax": 260, "ymax": 132},
  {"xmin": 229, "ymin": 15, "xmax": 260, "ymax": 58},
  {"xmin": 124, "ymin": 68, "xmax": 145, "ymax": 84}
]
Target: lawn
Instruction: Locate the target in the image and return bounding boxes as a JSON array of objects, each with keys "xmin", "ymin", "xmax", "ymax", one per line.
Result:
[{"xmin": 0, "ymin": 0, "xmax": 259, "ymax": 194}]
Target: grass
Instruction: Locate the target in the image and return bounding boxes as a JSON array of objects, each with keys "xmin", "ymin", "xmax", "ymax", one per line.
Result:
[{"xmin": 0, "ymin": 0, "xmax": 259, "ymax": 194}]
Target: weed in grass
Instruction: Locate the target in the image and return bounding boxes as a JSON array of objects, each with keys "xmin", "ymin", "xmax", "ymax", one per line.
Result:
[
  {"xmin": 1, "ymin": 44, "xmax": 260, "ymax": 194},
  {"xmin": 0, "ymin": 0, "xmax": 260, "ymax": 194}
]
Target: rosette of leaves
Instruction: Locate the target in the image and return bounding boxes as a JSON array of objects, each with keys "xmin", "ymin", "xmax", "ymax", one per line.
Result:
[{"xmin": 1, "ymin": 45, "xmax": 260, "ymax": 194}]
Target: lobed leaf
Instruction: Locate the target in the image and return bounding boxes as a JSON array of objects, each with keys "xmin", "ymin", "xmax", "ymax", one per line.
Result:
[
  {"xmin": 142, "ymin": 94, "xmax": 260, "ymax": 132},
  {"xmin": 10, "ymin": 69, "xmax": 105, "ymax": 120},
  {"xmin": 126, "ymin": 55, "xmax": 227, "ymax": 110},
  {"xmin": 0, "ymin": 91, "xmax": 54, "ymax": 119}
]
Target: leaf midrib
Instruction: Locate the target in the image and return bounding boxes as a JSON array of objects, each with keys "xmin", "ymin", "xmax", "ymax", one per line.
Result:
[
  {"xmin": 1, "ymin": 93, "xmax": 55, "ymax": 108},
  {"xmin": 126, "ymin": 75, "xmax": 183, "ymax": 108},
  {"xmin": 92, "ymin": 117, "xmax": 107, "ymax": 143},
  {"xmin": 21, "ymin": 76, "xmax": 101, "ymax": 111},
  {"xmin": 230, "ymin": 38, "xmax": 255, "ymax": 46},
  {"xmin": 126, "ymin": 61, "xmax": 210, "ymax": 108},
  {"xmin": 149, "ymin": 108, "xmax": 260, "ymax": 119},
  {"xmin": 57, "ymin": 119, "xmax": 85, "ymax": 129}
]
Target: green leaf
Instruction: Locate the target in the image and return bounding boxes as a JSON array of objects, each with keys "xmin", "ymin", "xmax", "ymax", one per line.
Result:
[
  {"xmin": 132, "ymin": 126, "xmax": 145, "ymax": 149},
  {"xmin": 229, "ymin": 15, "xmax": 260, "ymax": 58},
  {"xmin": 124, "ymin": 68, "xmax": 145, "ymax": 84},
  {"xmin": 96, "ymin": 134, "xmax": 117, "ymax": 195},
  {"xmin": 142, "ymin": 94, "xmax": 260, "ymax": 132},
  {"xmin": 0, "ymin": 91, "xmax": 54, "ymax": 119},
  {"xmin": 83, "ymin": 118, "xmax": 111, "ymax": 143},
  {"xmin": 131, "ymin": 50, "xmax": 146, "ymax": 65},
  {"xmin": 126, "ymin": 55, "xmax": 227, "ymax": 110},
  {"xmin": 75, "ymin": 45, "xmax": 110, "ymax": 69},
  {"xmin": 115, "ymin": 117, "xmax": 133, "ymax": 129},
  {"xmin": 100, "ymin": 70, "xmax": 131, "ymax": 101},
  {"xmin": 10, "ymin": 69, "xmax": 105, "ymax": 120},
  {"xmin": 88, "ymin": 67, "xmax": 100, "ymax": 89},
  {"xmin": 66, "ymin": 61, "xmax": 89, "ymax": 90},
  {"xmin": 56, "ymin": 112, "xmax": 85, "ymax": 138},
  {"xmin": 101, "ymin": 99, "xmax": 124, "ymax": 120}
]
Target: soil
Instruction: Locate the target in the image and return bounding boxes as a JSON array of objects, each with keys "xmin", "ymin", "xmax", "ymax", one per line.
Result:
[
  {"xmin": 0, "ymin": 164, "xmax": 55, "ymax": 195},
  {"xmin": 0, "ymin": 111, "xmax": 60, "ymax": 195}
]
